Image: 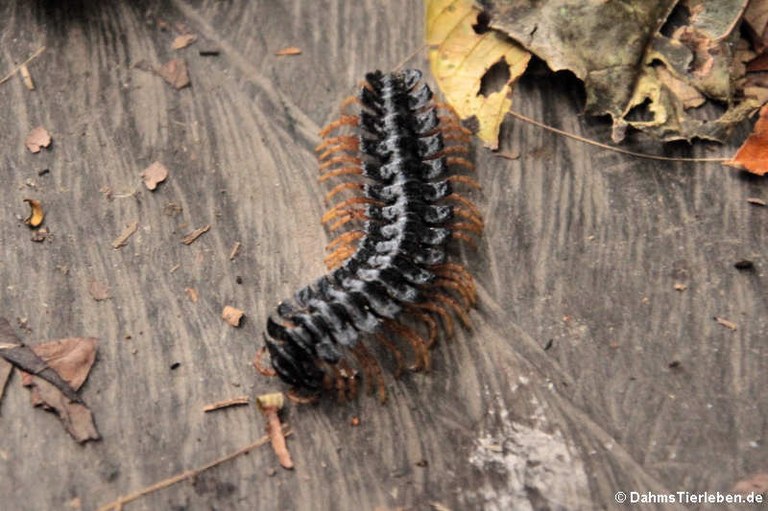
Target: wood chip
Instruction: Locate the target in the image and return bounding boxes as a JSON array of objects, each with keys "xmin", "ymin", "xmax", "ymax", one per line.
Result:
[
  {"xmin": 19, "ymin": 64, "xmax": 35, "ymax": 90},
  {"xmin": 221, "ymin": 306, "xmax": 244, "ymax": 327},
  {"xmin": 141, "ymin": 161, "xmax": 169, "ymax": 190},
  {"xmin": 256, "ymin": 393, "xmax": 294, "ymax": 469},
  {"xmin": 274, "ymin": 47, "xmax": 302, "ymax": 56},
  {"xmin": 157, "ymin": 58, "xmax": 190, "ymax": 89},
  {"xmin": 747, "ymin": 197, "xmax": 766, "ymax": 207},
  {"xmin": 673, "ymin": 283, "xmax": 687, "ymax": 291},
  {"xmin": 112, "ymin": 221, "xmax": 139, "ymax": 249},
  {"xmin": 181, "ymin": 224, "xmax": 210, "ymax": 245},
  {"xmin": 203, "ymin": 395, "xmax": 249, "ymax": 412},
  {"xmin": 25, "ymin": 126, "xmax": 52, "ymax": 153},
  {"xmin": 88, "ymin": 280, "xmax": 111, "ymax": 301},
  {"xmin": 185, "ymin": 287, "xmax": 199, "ymax": 303},
  {"xmin": 714, "ymin": 316, "xmax": 738, "ymax": 331},
  {"xmin": 229, "ymin": 241, "xmax": 241, "ymax": 260},
  {"xmin": 171, "ymin": 34, "xmax": 197, "ymax": 50}
]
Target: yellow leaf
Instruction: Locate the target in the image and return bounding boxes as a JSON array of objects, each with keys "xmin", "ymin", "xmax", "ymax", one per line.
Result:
[{"xmin": 426, "ymin": 0, "xmax": 530, "ymax": 149}]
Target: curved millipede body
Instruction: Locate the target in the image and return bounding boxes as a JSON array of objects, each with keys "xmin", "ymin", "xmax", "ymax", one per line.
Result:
[{"xmin": 263, "ymin": 69, "xmax": 483, "ymax": 401}]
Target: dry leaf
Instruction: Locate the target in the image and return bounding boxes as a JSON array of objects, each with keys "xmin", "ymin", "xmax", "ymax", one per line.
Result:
[
  {"xmin": 733, "ymin": 473, "xmax": 768, "ymax": 494},
  {"xmin": 673, "ymin": 283, "xmax": 687, "ymax": 291},
  {"xmin": 203, "ymin": 395, "xmax": 249, "ymax": 412},
  {"xmin": 185, "ymin": 287, "xmax": 199, "ymax": 303},
  {"xmin": 221, "ymin": 306, "xmax": 244, "ymax": 327},
  {"xmin": 23, "ymin": 198, "xmax": 44, "ymax": 228},
  {"xmin": 19, "ymin": 337, "xmax": 100, "ymax": 443},
  {"xmin": 257, "ymin": 393, "xmax": 294, "ymax": 469},
  {"xmin": 141, "ymin": 161, "xmax": 169, "ymax": 190},
  {"xmin": 25, "ymin": 126, "xmax": 52, "ymax": 153},
  {"xmin": 714, "ymin": 316, "xmax": 738, "ymax": 330},
  {"xmin": 726, "ymin": 104, "xmax": 768, "ymax": 175},
  {"xmin": 112, "ymin": 220, "xmax": 139, "ymax": 249},
  {"xmin": 181, "ymin": 224, "xmax": 210, "ymax": 245},
  {"xmin": 157, "ymin": 58, "xmax": 190, "ymax": 89},
  {"xmin": 19, "ymin": 64, "xmax": 35, "ymax": 90},
  {"xmin": 171, "ymin": 34, "xmax": 197, "ymax": 50},
  {"xmin": 747, "ymin": 197, "xmax": 767, "ymax": 206},
  {"xmin": 88, "ymin": 280, "xmax": 111, "ymax": 301},
  {"xmin": 427, "ymin": 0, "xmax": 531, "ymax": 149},
  {"xmin": 274, "ymin": 47, "xmax": 302, "ymax": 56},
  {"xmin": 0, "ymin": 318, "xmax": 80, "ymax": 402}
]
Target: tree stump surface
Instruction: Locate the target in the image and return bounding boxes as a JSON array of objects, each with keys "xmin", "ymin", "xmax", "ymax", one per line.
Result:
[{"xmin": 0, "ymin": 1, "xmax": 765, "ymax": 510}]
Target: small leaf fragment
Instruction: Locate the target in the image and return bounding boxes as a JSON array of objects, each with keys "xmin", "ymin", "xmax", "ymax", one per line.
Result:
[
  {"xmin": 171, "ymin": 34, "xmax": 197, "ymax": 50},
  {"xmin": 157, "ymin": 58, "xmax": 190, "ymax": 89},
  {"xmin": 25, "ymin": 126, "xmax": 52, "ymax": 153},
  {"xmin": 221, "ymin": 306, "xmax": 244, "ymax": 327},
  {"xmin": 88, "ymin": 280, "xmax": 111, "ymax": 301},
  {"xmin": 203, "ymin": 395, "xmax": 249, "ymax": 413},
  {"xmin": 726, "ymin": 104, "xmax": 768, "ymax": 176},
  {"xmin": 23, "ymin": 198, "xmax": 45, "ymax": 228},
  {"xmin": 274, "ymin": 47, "xmax": 302, "ymax": 56},
  {"xmin": 747, "ymin": 197, "xmax": 766, "ymax": 206},
  {"xmin": 185, "ymin": 287, "xmax": 199, "ymax": 303},
  {"xmin": 673, "ymin": 283, "xmax": 687, "ymax": 291},
  {"xmin": 112, "ymin": 220, "xmax": 139, "ymax": 249},
  {"xmin": 141, "ymin": 161, "xmax": 169, "ymax": 190}
]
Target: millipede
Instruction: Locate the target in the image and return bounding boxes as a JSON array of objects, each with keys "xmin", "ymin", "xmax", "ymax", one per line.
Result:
[{"xmin": 258, "ymin": 68, "xmax": 483, "ymax": 402}]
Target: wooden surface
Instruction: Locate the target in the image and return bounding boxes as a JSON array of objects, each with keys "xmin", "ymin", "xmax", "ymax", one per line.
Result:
[{"xmin": 1, "ymin": 1, "xmax": 766, "ymax": 510}]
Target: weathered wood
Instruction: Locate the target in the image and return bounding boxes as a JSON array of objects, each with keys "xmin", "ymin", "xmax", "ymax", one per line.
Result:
[{"xmin": 0, "ymin": 1, "xmax": 766, "ymax": 510}]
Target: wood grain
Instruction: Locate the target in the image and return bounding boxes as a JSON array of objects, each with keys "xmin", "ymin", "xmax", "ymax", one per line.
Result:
[{"xmin": 0, "ymin": 1, "xmax": 765, "ymax": 510}]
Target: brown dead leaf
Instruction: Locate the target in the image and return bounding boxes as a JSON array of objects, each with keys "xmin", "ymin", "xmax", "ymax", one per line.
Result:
[
  {"xmin": 171, "ymin": 34, "xmax": 197, "ymax": 50},
  {"xmin": 0, "ymin": 318, "xmax": 80, "ymax": 402},
  {"xmin": 23, "ymin": 198, "xmax": 44, "ymax": 228},
  {"xmin": 714, "ymin": 316, "xmax": 738, "ymax": 330},
  {"xmin": 257, "ymin": 393, "xmax": 294, "ymax": 469},
  {"xmin": 221, "ymin": 306, "xmax": 244, "ymax": 327},
  {"xmin": 20, "ymin": 337, "xmax": 100, "ymax": 443},
  {"xmin": 19, "ymin": 64, "xmax": 35, "ymax": 90},
  {"xmin": 185, "ymin": 287, "xmax": 199, "ymax": 303},
  {"xmin": 25, "ymin": 126, "xmax": 51, "ymax": 153},
  {"xmin": 733, "ymin": 473, "xmax": 768, "ymax": 494},
  {"xmin": 181, "ymin": 224, "xmax": 210, "ymax": 245},
  {"xmin": 726, "ymin": 104, "xmax": 768, "ymax": 175},
  {"xmin": 274, "ymin": 47, "xmax": 302, "ymax": 56},
  {"xmin": 88, "ymin": 280, "xmax": 111, "ymax": 301},
  {"xmin": 203, "ymin": 395, "xmax": 249, "ymax": 412},
  {"xmin": 427, "ymin": 0, "xmax": 530, "ymax": 149},
  {"xmin": 157, "ymin": 58, "xmax": 190, "ymax": 89},
  {"xmin": 112, "ymin": 220, "xmax": 139, "ymax": 249},
  {"xmin": 141, "ymin": 161, "xmax": 169, "ymax": 190}
]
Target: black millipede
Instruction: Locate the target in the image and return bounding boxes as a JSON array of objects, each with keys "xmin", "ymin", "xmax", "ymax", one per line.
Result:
[{"xmin": 257, "ymin": 68, "xmax": 483, "ymax": 402}]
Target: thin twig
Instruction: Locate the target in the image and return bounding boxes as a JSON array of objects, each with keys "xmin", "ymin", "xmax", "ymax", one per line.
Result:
[
  {"xmin": 0, "ymin": 46, "xmax": 46, "ymax": 87},
  {"xmin": 506, "ymin": 109, "xmax": 730, "ymax": 164},
  {"xmin": 96, "ymin": 430, "xmax": 291, "ymax": 511},
  {"xmin": 393, "ymin": 43, "xmax": 427, "ymax": 72}
]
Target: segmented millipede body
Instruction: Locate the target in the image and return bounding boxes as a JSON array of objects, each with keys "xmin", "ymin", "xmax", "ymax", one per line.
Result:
[{"xmin": 261, "ymin": 69, "xmax": 483, "ymax": 401}]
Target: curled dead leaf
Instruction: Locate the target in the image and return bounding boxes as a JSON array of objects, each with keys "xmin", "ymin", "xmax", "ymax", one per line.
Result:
[
  {"xmin": 25, "ymin": 126, "xmax": 51, "ymax": 153},
  {"xmin": 141, "ymin": 161, "xmax": 169, "ymax": 190},
  {"xmin": 23, "ymin": 198, "xmax": 44, "ymax": 228},
  {"xmin": 221, "ymin": 306, "xmax": 244, "ymax": 327},
  {"xmin": 427, "ymin": 0, "xmax": 531, "ymax": 149}
]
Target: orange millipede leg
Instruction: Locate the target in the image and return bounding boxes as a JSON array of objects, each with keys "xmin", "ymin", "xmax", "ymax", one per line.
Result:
[
  {"xmin": 446, "ymin": 156, "xmax": 476, "ymax": 172},
  {"xmin": 414, "ymin": 301, "xmax": 455, "ymax": 338},
  {"xmin": 319, "ymin": 115, "xmax": 359, "ymax": 137},
  {"xmin": 447, "ymin": 175, "xmax": 481, "ymax": 189},
  {"xmin": 319, "ymin": 166, "xmax": 363, "ymax": 182},
  {"xmin": 375, "ymin": 333, "xmax": 405, "ymax": 378},
  {"xmin": 315, "ymin": 135, "xmax": 359, "ymax": 153},
  {"xmin": 430, "ymin": 293, "xmax": 471, "ymax": 328},
  {"xmin": 319, "ymin": 154, "xmax": 362, "ymax": 171},
  {"xmin": 325, "ymin": 182, "xmax": 364, "ymax": 202}
]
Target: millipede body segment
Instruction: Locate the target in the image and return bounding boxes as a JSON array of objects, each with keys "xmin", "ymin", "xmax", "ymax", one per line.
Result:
[{"xmin": 263, "ymin": 69, "xmax": 482, "ymax": 400}]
